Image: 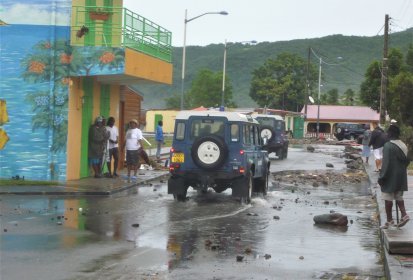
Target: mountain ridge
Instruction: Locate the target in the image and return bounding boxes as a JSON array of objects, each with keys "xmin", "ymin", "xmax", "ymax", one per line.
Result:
[{"xmin": 135, "ymin": 28, "xmax": 413, "ymax": 110}]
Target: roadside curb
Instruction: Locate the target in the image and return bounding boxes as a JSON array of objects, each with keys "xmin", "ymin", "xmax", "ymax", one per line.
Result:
[
  {"xmin": 365, "ymin": 163, "xmax": 413, "ymax": 280},
  {"xmin": 0, "ymin": 173, "xmax": 170, "ymax": 196},
  {"xmin": 365, "ymin": 165, "xmax": 392, "ymax": 279}
]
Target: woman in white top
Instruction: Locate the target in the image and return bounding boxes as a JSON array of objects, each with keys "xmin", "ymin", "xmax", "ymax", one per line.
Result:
[{"xmin": 124, "ymin": 119, "xmax": 143, "ymax": 179}]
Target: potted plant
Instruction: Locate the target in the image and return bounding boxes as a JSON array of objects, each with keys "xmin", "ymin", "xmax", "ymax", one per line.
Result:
[{"xmin": 89, "ymin": 8, "xmax": 111, "ymax": 21}]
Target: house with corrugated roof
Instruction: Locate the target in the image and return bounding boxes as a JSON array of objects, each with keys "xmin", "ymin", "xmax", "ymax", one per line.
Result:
[{"xmin": 302, "ymin": 105, "xmax": 380, "ymax": 138}]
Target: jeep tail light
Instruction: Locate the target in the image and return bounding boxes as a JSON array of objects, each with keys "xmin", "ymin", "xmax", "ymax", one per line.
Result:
[
  {"xmin": 240, "ymin": 150, "xmax": 245, "ymax": 155},
  {"xmin": 169, "ymin": 163, "xmax": 180, "ymax": 172},
  {"xmin": 239, "ymin": 166, "xmax": 245, "ymax": 174},
  {"xmin": 170, "ymin": 147, "xmax": 175, "ymax": 153}
]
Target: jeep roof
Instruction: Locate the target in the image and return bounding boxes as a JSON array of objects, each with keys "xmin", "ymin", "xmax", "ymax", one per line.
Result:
[
  {"xmin": 176, "ymin": 111, "xmax": 258, "ymax": 123},
  {"xmin": 252, "ymin": 114, "xmax": 284, "ymax": 121}
]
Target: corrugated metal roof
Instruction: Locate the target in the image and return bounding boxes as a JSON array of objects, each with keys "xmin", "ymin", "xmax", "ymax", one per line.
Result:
[{"xmin": 302, "ymin": 105, "xmax": 379, "ymax": 121}]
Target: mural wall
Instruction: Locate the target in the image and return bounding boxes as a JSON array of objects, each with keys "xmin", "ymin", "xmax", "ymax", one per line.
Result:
[{"xmin": 0, "ymin": 0, "xmax": 125, "ymax": 180}]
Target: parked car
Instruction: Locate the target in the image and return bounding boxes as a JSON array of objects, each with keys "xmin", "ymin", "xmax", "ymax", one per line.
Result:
[
  {"xmin": 168, "ymin": 111, "xmax": 270, "ymax": 203},
  {"xmin": 334, "ymin": 123, "xmax": 366, "ymax": 142},
  {"xmin": 253, "ymin": 114, "xmax": 289, "ymax": 159}
]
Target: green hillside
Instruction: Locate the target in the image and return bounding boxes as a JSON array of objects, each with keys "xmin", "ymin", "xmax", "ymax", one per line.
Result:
[{"xmin": 135, "ymin": 28, "xmax": 413, "ymax": 109}]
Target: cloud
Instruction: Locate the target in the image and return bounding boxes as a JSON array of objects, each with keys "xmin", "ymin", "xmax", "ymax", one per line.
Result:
[{"xmin": 0, "ymin": 3, "xmax": 70, "ymax": 26}]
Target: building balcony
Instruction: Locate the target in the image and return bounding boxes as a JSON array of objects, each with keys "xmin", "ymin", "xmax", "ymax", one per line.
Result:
[{"xmin": 70, "ymin": 5, "xmax": 173, "ymax": 85}]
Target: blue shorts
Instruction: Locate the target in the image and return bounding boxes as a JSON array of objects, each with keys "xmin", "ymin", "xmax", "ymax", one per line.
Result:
[{"xmin": 89, "ymin": 158, "xmax": 101, "ymax": 165}]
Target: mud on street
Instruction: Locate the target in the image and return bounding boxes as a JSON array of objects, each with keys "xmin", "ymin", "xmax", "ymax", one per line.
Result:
[{"xmin": 0, "ymin": 144, "xmax": 384, "ymax": 280}]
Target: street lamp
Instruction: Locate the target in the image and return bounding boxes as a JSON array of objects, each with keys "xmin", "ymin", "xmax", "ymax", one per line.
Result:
[
  {"xmin": 180, "ymin": 9, "xmax": 228, "ymax": 110},
  {"xmin": 316, "ymin": 56, "xmax": 322, "ymax": 139},
  {"xmin": 310, "ymin": 48, "xmax": 342, "ymax": 139},
  {"xmin": 221, "ymin": 40, "xmax": 256, "ymax": 110}
]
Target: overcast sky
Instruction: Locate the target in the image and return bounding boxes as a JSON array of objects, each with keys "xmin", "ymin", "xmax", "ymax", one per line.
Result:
[
  {"xmin": 1, "ymin": 1, "xmax": 412, "ymax": 46},
  {"xmin": 124, "ymin": 0, "xmax": 413, "ymax": 46}
]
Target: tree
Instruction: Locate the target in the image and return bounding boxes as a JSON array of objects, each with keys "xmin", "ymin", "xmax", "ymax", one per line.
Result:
[
  {"xmin": 405, "ymin": 44, "xmax": 413, "ymax": 73},
  {"xmin": 249, "ymin": 52, "xmax": 317, "ymax": 111},
  {"xmin": 184, "ymin": 69, "xmax": 235, "ymax": 109},
  {"xmin": 342, "ymin": 88, "xmax": 356, "ymax": 105},
  {"xmin": 359, "ymin": 61, "xmax": 381, "ymax": 111},
  {"xmin": 360, "ymin": 47, "xmax": 413, "ymax": 157},
  {"xmin": 360, "ymin": 48, "xmax": 405, "ymax": 112},
  {"xmin": 388, "ymin": 72, "xmax": 413, "ymax": 125},
  {"xmin": 165, "ymin": 94, "xmax": 183, "ymax": 109},
  {"xmin": 325, "ymin": 88, "xmax": 339, "ymax": 104}
]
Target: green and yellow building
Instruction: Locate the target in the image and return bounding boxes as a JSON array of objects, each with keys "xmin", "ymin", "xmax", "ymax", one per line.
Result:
[{"xmin": 0, "ymin": 0, "xmax": 173, "ymax": 181}]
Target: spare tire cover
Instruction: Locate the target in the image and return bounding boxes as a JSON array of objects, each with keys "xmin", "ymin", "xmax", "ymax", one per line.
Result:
[
  {"xmin": 191, "ymin": 135, "xmax": 228, "ymax": 170},
  {"xmin": 260, "ymin": 125, "xmax": 274, "ymax": 142}
]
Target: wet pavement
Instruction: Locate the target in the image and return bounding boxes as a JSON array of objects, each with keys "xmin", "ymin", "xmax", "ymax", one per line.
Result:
[{"xmin": 0, "ymin": 145, "xmax": 390, "ymax": 279}]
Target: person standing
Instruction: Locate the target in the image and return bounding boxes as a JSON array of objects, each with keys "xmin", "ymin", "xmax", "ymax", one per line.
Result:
[
  {"xmin": 88, "ymin": 116, "xmax": 108, "ymax": 178},
  {"xmin": 155, "ymin": 120, "xmax": 164, "ymax": 162},
  {"xmin": 106, "ymin": 117, "xmax": 119, "ymax": 177},
  {"xmin": 368, "ymin": 122, "xmax": 387, "ymax": 172},
  {"xmin": 378, "ymin": 125, "xmax": 410, "ymax": 229},
  {"xmin": 123, "ymin": 119, "xmax": 144, "ymax": 180},
  {"xmin": 361, "ymin": 124, "xmax": 371, "ymax": 164}
]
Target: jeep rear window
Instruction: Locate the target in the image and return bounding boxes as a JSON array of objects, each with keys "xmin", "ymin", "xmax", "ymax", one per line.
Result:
[
  {"xmin": 190, "ymin": 119, "xmax": 225, "ymax": 140},
  {"xmin": 175, "ymin": 122, "xmax": 185, "ymax": 140},
  {"xmin": 256, "ymin": 118, "xmax": 283, "ymax": 130},
  {"xmin": 230, "ymin": 124, "xmax": 239, "ymax": 142}
]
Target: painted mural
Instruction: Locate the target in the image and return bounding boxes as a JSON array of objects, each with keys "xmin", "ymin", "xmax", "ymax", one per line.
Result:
[{"xmin": 0, "ymin": 0, "xmax": 125, "ymax": 180}]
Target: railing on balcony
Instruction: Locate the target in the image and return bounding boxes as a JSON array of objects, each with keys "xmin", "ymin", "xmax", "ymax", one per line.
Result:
[{"xmin": 71, "ymin": 6, "xmax": 172, "ymax": 63}]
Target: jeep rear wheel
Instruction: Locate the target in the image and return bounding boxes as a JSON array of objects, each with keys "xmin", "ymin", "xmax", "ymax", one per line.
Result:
[
  {"xmin": 283, "ymin": 147, "xmax": 288, "ymax": 159},
  {"xmin": 278, "ymin": 147, "xmax": 284, "ymax": 160},
  {"xmin": 254, "ymin": 172, "xmax": 268, "ymax": 195},
  {"xmin": 168, "ymin": 177, "xmax": 188, "ymax": 202},
  {"xmin": 240, "ymin": 173, "xmax": 253, "ymax": 204},
  {"xmin": 213, "ymin": 185, "xmax": 227, "ymax": 193},
  {"xmin": 191, "ymin": 135, "xmax": 228, "ymax": 170}
]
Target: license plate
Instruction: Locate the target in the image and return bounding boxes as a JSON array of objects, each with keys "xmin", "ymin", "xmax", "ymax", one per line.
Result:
[{"xmin": 172, "ymin": 153, "xmax": 184, "ymax": 163}]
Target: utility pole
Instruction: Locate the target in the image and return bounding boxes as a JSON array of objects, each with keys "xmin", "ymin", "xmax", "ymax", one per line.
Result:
[{"xmin": 379, "ymin": 14, "xmax": 389, "ymax": 124}]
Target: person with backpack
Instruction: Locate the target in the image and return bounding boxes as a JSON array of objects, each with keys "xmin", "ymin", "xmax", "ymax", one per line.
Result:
[{"xmin": 378, "ymin": 124, "xmax": 410, "ymax": 229}]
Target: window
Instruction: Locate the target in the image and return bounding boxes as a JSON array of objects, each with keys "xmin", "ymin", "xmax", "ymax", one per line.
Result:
[
  {"xmin": 190, "ymin": 119, "xmax": 225, "ymax": 140},
  {"xmin": 253, "ymin": 125, "xmax": 260, "ymax": 145},
  {"xmin": 243, "ymin": 125, "xmax": 254, "ymax": 145},
  {"xmin": 175, "ymin": 122, "xmax": 185, "ymax": 140},
  {"xmin": 230, "ymin": 124, "xmax": 239, "ymax": 142},
  {"xmin": 256, "ymin": 117, "xmax": 275, "ymax": 127}
]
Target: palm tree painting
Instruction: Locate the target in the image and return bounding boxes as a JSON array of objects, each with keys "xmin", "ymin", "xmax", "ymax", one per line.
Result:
[{"xmin": 21, "ymin": 39, "xmax": 125, "ymax": 153}]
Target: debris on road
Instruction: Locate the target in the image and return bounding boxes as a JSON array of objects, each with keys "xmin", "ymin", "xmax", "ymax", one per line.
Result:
[{"xmin": 313, "ymin": 213, "xmax": 348, "ymax": 226}]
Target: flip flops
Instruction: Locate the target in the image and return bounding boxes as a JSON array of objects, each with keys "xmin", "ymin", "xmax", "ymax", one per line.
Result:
[
  {"xmin": 380, "ymin": 220, "xmax": 395, "ymax": 229},
  {"xmin": 397, "ymin": 215, "xmax": 410, "ymax": 228}
]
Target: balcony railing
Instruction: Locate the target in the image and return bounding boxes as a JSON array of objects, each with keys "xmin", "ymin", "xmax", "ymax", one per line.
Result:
[{"xmin": 71, "ymin": 6, "xmax": 172, "ymax": 63}]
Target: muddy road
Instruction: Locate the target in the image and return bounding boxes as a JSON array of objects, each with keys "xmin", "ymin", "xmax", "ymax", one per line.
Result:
[{"xmin": 0, "ymin": 145, "xmax": 383, "ymax": 279}]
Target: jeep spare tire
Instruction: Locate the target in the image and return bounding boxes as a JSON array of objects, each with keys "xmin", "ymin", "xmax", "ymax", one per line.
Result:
[
  {"xmin": 260, "ymin": 126, "xmax": 274, "ymax": 142},
  {"xmin": 191, "ymin": 135, "xmax": 228, "ymax": 170}
]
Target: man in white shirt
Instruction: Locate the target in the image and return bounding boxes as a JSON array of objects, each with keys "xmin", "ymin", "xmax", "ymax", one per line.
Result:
[
  {"xmin": 123, "ymin": 119, "xmax": 144, "ymax": 180},
  {"xmin": 106, "ymin": 117, "xmax": 119, "ymax": 177}
]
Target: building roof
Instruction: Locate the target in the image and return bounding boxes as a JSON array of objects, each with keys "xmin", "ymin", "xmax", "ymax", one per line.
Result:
[{"xmin": 302, "ymin": 105, "xmax": 379, "ymax": 122}]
